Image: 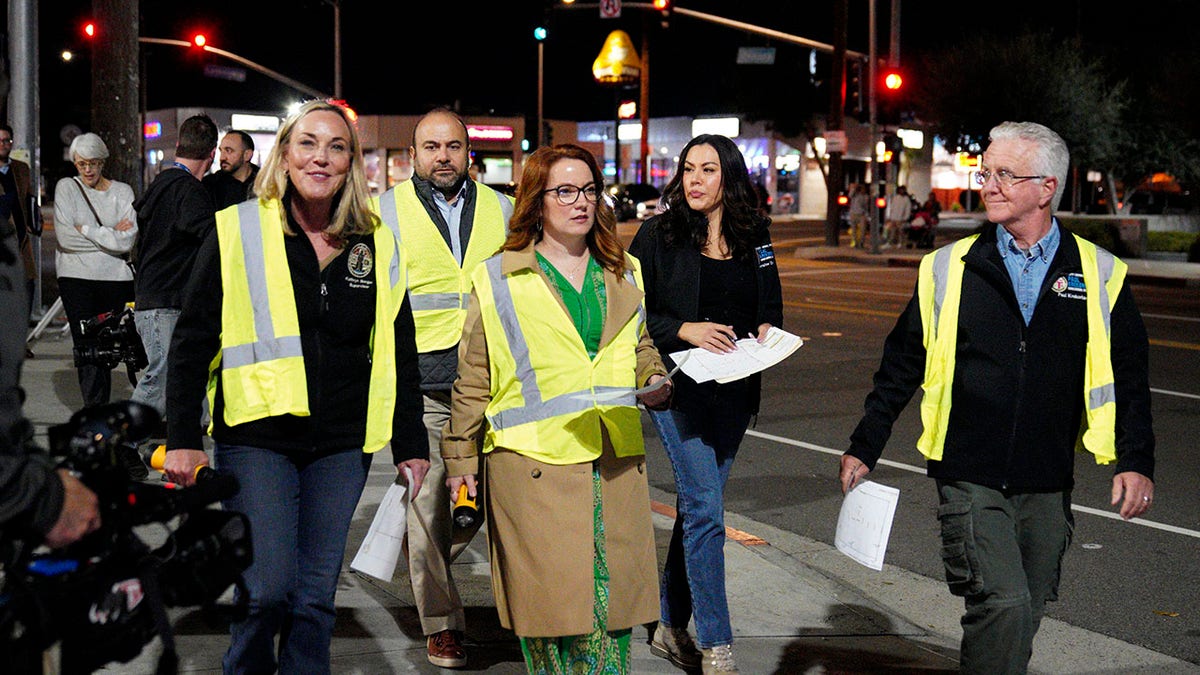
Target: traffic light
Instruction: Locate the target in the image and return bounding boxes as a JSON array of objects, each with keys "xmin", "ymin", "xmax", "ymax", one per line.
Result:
[
  {"xmin": 879, "ymin": 67, "xmax": 906, "ymax": 126},
  {"xmin": 653, "ymin": 0, "xmax": 672, "ymax": 28},
  {"xmin": 882, "ymin": 68, "xmax": 903, "ymax": 92},
  {"xmin": 82, "ymin": 21, "xmax": 96, "ymax": 39},
  {"xmin": 882, "ymin": 133, "xmax": 903, "ymax": 163},
  {"xmin": 533, "ymin": 26, "xmax": 548, "ymax": 41},
  {"xmin": 192, "ymin": 33, "xmax": 207, "ymax": 48},
  {"xmin": 844, "ymin": 58, "xmax": 865, "ymax": 121}
]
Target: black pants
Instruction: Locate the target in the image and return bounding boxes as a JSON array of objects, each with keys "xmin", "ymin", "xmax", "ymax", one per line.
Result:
[{"xmin": 58, "ymin": 276, "xmax": 134, "ymax": 409}]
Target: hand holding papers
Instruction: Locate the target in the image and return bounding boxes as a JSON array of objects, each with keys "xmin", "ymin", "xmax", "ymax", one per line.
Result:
[
  {"xmin": 835, "ymin": 480, "xmax": 900, "ymax": 571},
  {"xmin": 670, "ymin": 326, "xmax": 803, "ymax": 384},
  {"xmin": 351, "ymin": 467, "xmax": 414, "ymax": 581}
]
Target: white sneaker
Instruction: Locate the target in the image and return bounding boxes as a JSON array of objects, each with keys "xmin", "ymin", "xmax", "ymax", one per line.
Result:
[
  {"xmin": 649, "ymin": 623, "xmax": 702, "ymax": 670},
  {"xmin": 701, "ymin": 644, "xmax": 739, "ymax": 674}
]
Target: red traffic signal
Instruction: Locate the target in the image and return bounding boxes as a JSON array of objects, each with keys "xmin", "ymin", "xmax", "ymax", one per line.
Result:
[
  {"xmin": 883, "ymin": 69, "xmax": 903, "ymax": 92},
  {"xmin": 83, "ymin": 21, "xmax": 96, "ymax": 39},
  {"xmin": 652, "ymin": 0, "xmax": 671, "ymax": 10},
  {"xmin": 192, "ymin": 33, "xmax": 207, "ymax": 48}
]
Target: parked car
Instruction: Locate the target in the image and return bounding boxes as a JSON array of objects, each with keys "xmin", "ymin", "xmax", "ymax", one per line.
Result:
[{"xmin": 607, "ymin": 182, "xmax": 661, "ymax": 221}]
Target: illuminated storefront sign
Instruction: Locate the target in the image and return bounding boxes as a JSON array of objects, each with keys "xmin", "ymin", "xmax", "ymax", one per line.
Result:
[
  {"xmin": 143, "ymin": 121, "xmax": 162, "ymax": 139},
  {"xmin": 467, "ymin": 125, "xmax": 514, "ymax": 142}
]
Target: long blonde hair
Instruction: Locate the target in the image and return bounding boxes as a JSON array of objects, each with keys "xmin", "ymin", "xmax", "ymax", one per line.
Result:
[{"xmin": 254, "ymin": 100, "xmax": 379, "ymax": 241}]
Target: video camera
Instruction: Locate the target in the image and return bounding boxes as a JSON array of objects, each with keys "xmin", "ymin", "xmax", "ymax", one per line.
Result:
[
  {"xmin": 0, "ymin": 402, "xmax": 252, "ymax": 674},
  {"xmin": 73, "ymin": 305, "xmax": 148, "ymax": 383}
]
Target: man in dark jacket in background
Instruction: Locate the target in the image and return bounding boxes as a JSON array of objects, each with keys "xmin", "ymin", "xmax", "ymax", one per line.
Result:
[
  {"xmin": 202, "ymin": 129, "xmax": 259, "ymax": 210},
  {"xmin": 130, "ymin": 114, "xmax": 217, "ymax": 424}
]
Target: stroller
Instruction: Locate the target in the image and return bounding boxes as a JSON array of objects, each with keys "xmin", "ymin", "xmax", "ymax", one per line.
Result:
[{"xmin": 906, "ymin": 210, "xmax": 938, "ymax": 249}]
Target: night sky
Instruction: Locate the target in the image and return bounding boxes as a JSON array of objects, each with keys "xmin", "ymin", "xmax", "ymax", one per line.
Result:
[{"xmin": 21, "ymin": 1, "xmax": 1200, "ymax": 147}]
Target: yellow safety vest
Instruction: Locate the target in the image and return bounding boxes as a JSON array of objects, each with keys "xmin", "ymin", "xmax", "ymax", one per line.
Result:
[
  {"xmin": 915, "ymin": 233, "xmax": 1123, "ymax": 464},
  {"xmin": 214, "ymin": 199, "xmax": 408, "ymax": 453},
  {"xmin": 472, "ymin": 254, "xmax": 647, "ymax": 465},
  {"xmin": 374, "ymin": 180, "xmax": 511, "ymax": 352}
]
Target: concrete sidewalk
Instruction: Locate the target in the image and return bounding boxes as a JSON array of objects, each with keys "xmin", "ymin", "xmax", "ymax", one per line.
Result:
[{"xmin": 18, "ymin": 273, "xmax": 1198, "ymax": 673}]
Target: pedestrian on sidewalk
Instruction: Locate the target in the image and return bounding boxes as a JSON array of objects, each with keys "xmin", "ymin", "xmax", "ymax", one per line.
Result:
[
  {"xmin": 629, "ymin": 133, "xmax": 783, "ymax": 675},
  {"xmin": 840, "ymin": 121, "xmax": 1155, "ymax": 675},
  {"xmin": 848, "ymin": 182, "xmax": 870, "ymax": 248},
  {"xmin": 162, "ymin": 100, "xmax": 428, "ymax": 674},
  {"xmin": 51, "ymin": 132, "xmax": 137, "ymax": 410},
  {"xmin": 130, "ymin": 114, "xmax": 218, "ymax": 423},
  {"xmin": 442, "ymin": 143, "xmax": 670, "ymax": 674},
  {"xmin": 373, "ymin": 107, "xmax": 512, "ymax": 669},
  {"xmin": 883, "ymin": 185, "xmax": 913, "ymax": 248}
]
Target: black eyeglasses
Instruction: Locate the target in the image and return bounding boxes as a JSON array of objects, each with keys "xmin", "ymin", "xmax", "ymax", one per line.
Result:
[
  {"xmin": 543, "ymin": 183, "xmax": 600, "ymax": 206},
  {"xmin": 975, "ymin": 168, "xmax": 1044, "ymax": 188}
]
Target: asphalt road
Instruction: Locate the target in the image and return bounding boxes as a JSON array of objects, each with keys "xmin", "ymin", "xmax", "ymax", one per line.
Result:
[{"xmin": 632, "ymin": 218, "xmax": 1200, "ymax": 666}]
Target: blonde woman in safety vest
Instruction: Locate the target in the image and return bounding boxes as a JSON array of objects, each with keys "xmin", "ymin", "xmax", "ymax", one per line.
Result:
[
  {"xmin": 840, "ymin": 122, "xmax": 1155, "ymax": 675},
  {"xmin": 162, "ymin": 101, "xmax": 428, "ymax": 674},
  {"xmin": 441, "ymin": 144, "xmax": 672, "ymax": 673}
]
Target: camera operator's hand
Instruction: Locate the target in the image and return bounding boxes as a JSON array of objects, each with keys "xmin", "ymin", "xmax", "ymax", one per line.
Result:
[
  {"xmin": 395, "ymin": 458, "xmax": 429, "ymax": 499},
  {"xmin": 164, "ymin": 448, "xmax": 212, "ymax": 487},
  {"xmin": 43, "ymin": 470, "xmax": 101, "ymax": 548}
]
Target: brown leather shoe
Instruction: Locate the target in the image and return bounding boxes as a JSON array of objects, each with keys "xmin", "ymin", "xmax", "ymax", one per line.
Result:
[{"xmin": 427, "ymin": 629, "xmax": 466, "ymax": 668}]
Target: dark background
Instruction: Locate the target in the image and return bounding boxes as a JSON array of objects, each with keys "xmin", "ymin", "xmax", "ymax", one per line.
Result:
[{"xmin": 34, "ymin": 2, "xmax": 1200, "ymax": 122}]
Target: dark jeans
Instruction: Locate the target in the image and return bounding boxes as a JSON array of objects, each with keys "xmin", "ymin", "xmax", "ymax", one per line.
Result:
[
  {"xmin": 217, "ymin": 443, "xmax": 373, "ymax": 675},
  {"xmin": 936, "ymin": 481, "xmax": 1073, "ymax": 675},
  {"xmin": 57, "ymin": 276, "xmax": 134, "ymax": 409}
]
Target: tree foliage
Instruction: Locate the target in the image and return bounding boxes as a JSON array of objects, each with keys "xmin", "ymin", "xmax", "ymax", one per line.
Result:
[{"xmin": 911, "ymin": 30, "xmax": 1200, "ymax": 212}]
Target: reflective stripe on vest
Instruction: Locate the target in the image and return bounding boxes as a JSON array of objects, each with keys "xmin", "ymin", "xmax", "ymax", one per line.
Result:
[
  {"xmin": 216, "ymin": 200, "xmax": 406, "ymax": 452},
  {"xmin": 375, "ymin": 181, "xmax": 511, "ymax": 350},
  {"xmin": 474, "ymin": 254, "xmax": 646, "ymax": 465},
  {"xmin": 916, "ymin": 232, "xmax": 1121, "ymax": 464}
]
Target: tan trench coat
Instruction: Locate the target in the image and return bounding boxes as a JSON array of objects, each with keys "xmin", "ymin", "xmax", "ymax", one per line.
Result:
[{"xmin": 442, "ymin": 244, "xmax": 666, "ymax": 637}]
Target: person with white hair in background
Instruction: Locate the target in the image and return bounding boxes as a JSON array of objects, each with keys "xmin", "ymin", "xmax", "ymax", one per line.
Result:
[{"xmin": 52, "ymin": 132, "xmax": 138, "ymax": 410}]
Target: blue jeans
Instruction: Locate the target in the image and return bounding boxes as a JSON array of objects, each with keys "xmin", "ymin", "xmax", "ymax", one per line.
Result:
[
  {"xmin": 131, "ymin": 307, "xmax": 180, "ymax": 417},
  {"xmin": 648, "ymin": 406, "xmax": 751, "ymax": 648},
  {"xmin": 217, "ymin": 444, "xmax": 372, "ymax": 675}
]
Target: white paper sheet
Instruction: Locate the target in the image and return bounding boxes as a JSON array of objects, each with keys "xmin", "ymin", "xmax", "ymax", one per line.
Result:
[
  {"xmin": 834, "ymin": 480, "xmax": 900, "ymax": 571},
  {"xmin": 669, "ymin": 327, "xmax": 803, "ymax": 384},
  {"xmin": 350, "ymin": 468, "xmax": 413, "ymax": 582}
]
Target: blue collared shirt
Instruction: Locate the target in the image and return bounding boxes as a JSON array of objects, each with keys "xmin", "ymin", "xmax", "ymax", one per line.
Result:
[
  {"xmin": 431, "ymin": 181, "xmax": 468, "ymax": 264},
  {"xmin": 996, "ymin": 221, "xmax": 1060, "ymax": 325}
]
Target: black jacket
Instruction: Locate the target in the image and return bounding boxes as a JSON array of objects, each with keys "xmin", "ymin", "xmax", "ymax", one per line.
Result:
[
  {"xmin": 165, "ymin": 207, "xmax": 427, "ymax": 467},
  {"xmin": 629, "ymin": 213, "xmax": 784, "ymax": 415},
  {"xmin": 202, "ymin": 164, "xmax": 259, "ymax": 211},
  {"xmin": 848, "ymin": 224, "xmax": 1155, "ymax": 491},
  {"xmin": 133, "ymin": 167, "xmax": 216, "ymax": 309}
]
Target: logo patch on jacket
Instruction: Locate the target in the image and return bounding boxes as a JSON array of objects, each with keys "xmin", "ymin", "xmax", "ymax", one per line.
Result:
[
  {"xmin": 345, "ymin": 243, "xmax": 375, "ymax": 289},
  {"xmin": 1050, "ymin": 273, "xmax": 1086, "ymax": 300},
  {"xmin": 348, "ymin": 243, "xmax": 373, "ymax": 278},
  {"xmin": 755, "ymin": 244, "xmax": 776, "ymax": 268}
]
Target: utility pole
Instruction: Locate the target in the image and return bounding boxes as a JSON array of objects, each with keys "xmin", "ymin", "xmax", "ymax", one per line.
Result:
[
  {"xmin": 867, "ymin": 0, "xmax": 881, "ymax": 255},
  {"xmin": 91, "ymin": 0, "xmax": 140, "ymax": 193},
  {"xmin": 824, "ymin": 0, "xmax": 847, "ymax": 246},
  {"xmin": 8, "ymin": 0, "xmax": 42, "ymax": 313}
]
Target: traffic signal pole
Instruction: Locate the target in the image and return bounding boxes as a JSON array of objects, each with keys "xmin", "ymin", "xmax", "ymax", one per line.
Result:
[{"xmin": 867, "ymin": 0, "xmax": 882, "ymax": 255}]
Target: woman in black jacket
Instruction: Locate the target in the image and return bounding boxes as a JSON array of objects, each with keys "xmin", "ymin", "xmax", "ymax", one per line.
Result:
[{"xmin": 629, "ymin": 134, "xmax": 783, "ymax": 675}]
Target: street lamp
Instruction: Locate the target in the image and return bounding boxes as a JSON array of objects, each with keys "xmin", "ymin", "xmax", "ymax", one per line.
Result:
[{"xmin": 535, "ymin": 25, "xmax": 547, "ymax": 148}]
